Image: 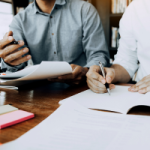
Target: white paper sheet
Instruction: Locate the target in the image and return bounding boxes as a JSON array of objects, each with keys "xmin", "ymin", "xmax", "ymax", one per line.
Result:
[
  {"xmin": 59, "ymin": 86, "xmax": 150, "ymax": 114},
  {"xmin": 0, "ymin": 65, "xmax": 39, "ymax": 78},
  {"xmin": 1, "ymin": 99, "xmax": 150, "ymax": 150},
  {"xmin": 0, "ymin": 61, "xmax": 72, "ymax": 82}
]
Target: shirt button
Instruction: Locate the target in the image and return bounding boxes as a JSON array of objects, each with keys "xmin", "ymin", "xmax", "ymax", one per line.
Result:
[
  {"xmin": 50, "ymin": 16, "xmax": 53, "ymax": 18},
  {"xmin": 52, "ymin": 33, "xmax": 54, "ymax": 35},
  {"xmin": 54, "ymin": 52, "xmax": 56, "ymax": 54}
]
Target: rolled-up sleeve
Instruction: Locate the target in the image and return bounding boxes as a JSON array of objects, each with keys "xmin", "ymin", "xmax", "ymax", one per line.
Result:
[
  {"xmin": 1, "ymin": 14, "xmax": 27, "ymax": 72},
  {"xmin": 82, "ymin": 3, "xmax": 110, "ymax": 67},
  {"xmin": 113, "ymin": 5, "xmax": 138, "ymax": 78}
]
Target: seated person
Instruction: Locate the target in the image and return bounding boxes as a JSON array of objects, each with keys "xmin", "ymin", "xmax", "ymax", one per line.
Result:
[
  {"xmin": 86, "ymin": 0, "xmax": 150, "ymax": 93},
  {"xmin": 0, "ymin": 0, "xmax": 109, "ymax": 84}
]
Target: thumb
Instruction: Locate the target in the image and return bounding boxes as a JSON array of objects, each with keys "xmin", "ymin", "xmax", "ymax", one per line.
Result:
[
  {"xmin": 105, "ymin": 68, "xmax": 115, "ymax": 84},
  {"xmin": 3, "ymin": 31, "xmax": 13, "ymax": 39}
]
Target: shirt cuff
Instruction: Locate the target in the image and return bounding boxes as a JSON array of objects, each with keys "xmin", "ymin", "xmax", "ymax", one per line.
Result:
[
  {"xmin": 84, "ymin": 58, "xmax": 109, "ymax": 68},
  {"xmin": 1, "ymin": 59, "xmax": 24, "ymax": 72}
]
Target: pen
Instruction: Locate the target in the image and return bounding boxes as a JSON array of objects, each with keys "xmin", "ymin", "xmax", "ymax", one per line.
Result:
[
  {"xmin": 99, "ymin": 61, "xmax": 111, "ymax": 95},
  {"xmin": 10, "ymin": 41, "xmax": 19, "ymax": 45}
]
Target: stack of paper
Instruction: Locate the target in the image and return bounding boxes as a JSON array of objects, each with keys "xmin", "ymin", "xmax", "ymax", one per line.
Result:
[{"xmin": 1, "ymin": 99, "xmax": 150, "ymax": 150}]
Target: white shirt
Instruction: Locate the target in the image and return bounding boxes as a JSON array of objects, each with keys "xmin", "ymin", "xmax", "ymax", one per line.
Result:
[{"xmin": 113, "ymin": 0, "xmax": 150, "ymax": 82}]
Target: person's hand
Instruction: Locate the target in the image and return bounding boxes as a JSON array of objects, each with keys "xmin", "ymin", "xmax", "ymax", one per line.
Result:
[
  {"xmin": 48, "ymin": 64, "xmax": 89, "ymax": 85},
  {"xmin": 0, "ymin": 31, "xmax": 31, "ymax": 66},
  {"xmin": 128, "ymin": 75, "xmax": 150, "ymax": 94},
  {"xmin": 86, "ymin": 65, "xmax": 115, "ymax": 93}
]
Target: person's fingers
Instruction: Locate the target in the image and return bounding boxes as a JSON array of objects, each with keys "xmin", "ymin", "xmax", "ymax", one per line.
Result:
[
  {"xmin": 10, "ymin": 55, "xmax": 31, "ymax": 66},
  {"xmin": 58, "ymin": 66, "xmax": 83, "ymax": 80},
  {"xmin": 87, "ymin": 75, "xmax": 115, "ymax": 89},
  {"xmin": 87, "ymin": 77, "xmax": 105, "ymax": 88},
  {"xmin": 87, "ymin": 79, "xmax": 107, "ymax": 93},
  {"xmin": 70, "ymin": 64, "xmax": 77, "ymax": 71},
  {"xmin": 129, "ymin": 80, "xmax": 150, "ymax": 93},
  {"xmin": 58, "ymin": 74, "xmax": 73, "ymax": 80},
  {"xmin": 129, "ymin": 75, "xmax": 150, "ymax": 92},
  {"xmin": 0, "ymin": 41, "xmax": 24, "ymax": 59},
  {"xmin": 138, "ymin": 86, "xmax": 150, "ymax": 94},
  {"xmin": 128, "ymin": 84, "xmax": 140, "ymax": 92},
  {"xmin": 109, "ymin": 84, "xmax": 116, "ymax": 90},
  {"xmin": 0, "ymin": 36, "xmax": 15, "ymax": 49},
  {"xmin": 90, "ymin": 65, "xmax": 101, "ymax": 72},
  {"xmin": 3, "ymin": 32, "xmax": 8, "ymax": 39},
  {"xmin": 3, "ymin": 47, "xmax": 29, "ymax": 64},
  {"xmin": 86, "ymin": 70, "xmax": 106, "ymax": 85},
  {"xmin": 72, "ymin": 66, "xmax": 83, "ymax": 78},
  {"xmin": 129, "ymin": 82, "xmax": 144, "ymax": 92},
  {"xmin": 105, "ymin": 68, "xmax": 115, "ymax": 84},
  {"xmin": 131, "ymin": 82, "xmax": 150, "ymax": 93},
  {"xmin": 3, "ymin": 31, "xmax": 13, "ymax": 39}
]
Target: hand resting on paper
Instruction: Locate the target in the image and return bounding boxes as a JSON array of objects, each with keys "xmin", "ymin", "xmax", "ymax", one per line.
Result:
[
  {"xmin": 48, "ymin": 64, "xmax": 89, "ymax": 85},
  {"xmin": 0, "ymin": 31, "xmax": 31, "ymax": 66},
  {"xmin": 129, "ymin": 75, "xmax": 150, "ymax": 94},
  {"xmin": 86, "ymin": 65, "xmax": 115, "ymax": 93}
]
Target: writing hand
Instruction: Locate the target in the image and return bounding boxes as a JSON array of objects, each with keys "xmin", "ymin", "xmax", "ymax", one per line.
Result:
[{"xmin": 86, "ymin": 65, "xmax": 115, "ymax": 93}]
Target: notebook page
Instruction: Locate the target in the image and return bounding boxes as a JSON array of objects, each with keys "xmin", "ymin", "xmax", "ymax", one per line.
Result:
[
  {"xmin": 134, "ymin": 92, "xmax": 150, "ymax": 106},
  {"xmin": 59, "ymin": 86, "xmax": 144, "ymax": 114}
]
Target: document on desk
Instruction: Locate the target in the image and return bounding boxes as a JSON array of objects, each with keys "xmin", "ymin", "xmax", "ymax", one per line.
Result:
[
  {"xmin": 1, "ymin": 99, "xmax": 150, "ymax": 150},
  {"xmin": 59, "ymin": 85, "xmax": 150, "ymax": 114}
]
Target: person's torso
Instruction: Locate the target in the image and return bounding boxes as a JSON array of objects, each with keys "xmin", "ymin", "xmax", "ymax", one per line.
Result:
[
  {"xmin": 131, "ymin": 0, "xmax": 150, "ymax": 81},
  {"xmin": 18, "ymin": 0, "xmax": 88, "ymax": 66}
]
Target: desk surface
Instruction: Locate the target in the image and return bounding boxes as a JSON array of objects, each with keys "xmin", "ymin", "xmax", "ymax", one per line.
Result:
[{"xmin": 1, "ymin": 82, "xmax": 150, "ymax": 144}]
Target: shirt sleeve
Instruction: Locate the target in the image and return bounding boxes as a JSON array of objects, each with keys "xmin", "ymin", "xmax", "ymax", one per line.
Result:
[
  {"xmin": 1, "ymin": 14, "xmax": 28, "ymax": 72},
  {"xmin": 113, "ymin": 4, "xmax": 138, "ymax": 78},
  {"xmin": 82, "ymin": 3, "xmax": 110, "ymax": 68}
]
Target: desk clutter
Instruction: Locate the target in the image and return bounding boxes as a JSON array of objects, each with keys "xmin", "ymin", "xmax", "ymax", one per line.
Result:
[
  {"xmin": 1, "ymin": 86, "xmax": 150, "ymax": 149},
  {"xmin": 0, "ymin": 105, "xmax": 34, "ymax": 129},
  {"xmin": 1, "ymin": 86, "xmax": 150, "ymax": 150},
  {"xmin": 1, "ymin": 99, "xmax": 150, "ymax": 150}
]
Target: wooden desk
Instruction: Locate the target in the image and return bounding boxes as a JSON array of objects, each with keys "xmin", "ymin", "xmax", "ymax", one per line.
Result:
[{"xmin": 1, "ymin": 82, "xmax": 150, "ymax": 144}]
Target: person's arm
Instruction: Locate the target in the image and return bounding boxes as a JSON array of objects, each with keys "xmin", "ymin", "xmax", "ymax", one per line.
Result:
[
  {"xmin": 1, "ymin": 14, "xmax": 30, "ymax": 72},
  {"xmin": 86, "ymin": 3, "xmax": 138, "ymax": 93},
  {"xmin": 82, "ymin": 3, "xmax": 110, "ymax": 68},
  {"xmin": 110, "ymin": 64, "xmax": 130, "ymax": 83}
]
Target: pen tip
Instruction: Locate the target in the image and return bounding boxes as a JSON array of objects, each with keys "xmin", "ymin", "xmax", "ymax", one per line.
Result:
[{"xmin": 107, "ymin": 89, "xmax": 111, "ymax": 96}]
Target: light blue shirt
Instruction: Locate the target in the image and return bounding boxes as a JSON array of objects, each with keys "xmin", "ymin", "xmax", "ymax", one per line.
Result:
[{"xmin": 2, "ymin": 0, "xmax": 109, "ymax": 72}]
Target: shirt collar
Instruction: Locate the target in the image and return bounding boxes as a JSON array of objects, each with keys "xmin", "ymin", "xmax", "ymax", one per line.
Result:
[{"xmin": 32, "ymin": 0, "xmax": 66, "ymax": 15}]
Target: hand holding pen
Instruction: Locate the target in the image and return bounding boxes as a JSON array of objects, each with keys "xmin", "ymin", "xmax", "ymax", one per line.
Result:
[
  {"xmin": 86, "ymin": 63, "xmax": 115, "ymax": 94},
  {"xmin": 0, "ymin": 31, "xmax": 31, "ymax": 67}
]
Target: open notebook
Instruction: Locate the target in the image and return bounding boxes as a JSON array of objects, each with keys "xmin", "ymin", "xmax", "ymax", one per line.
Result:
[
  {"xmin": 0, "ymin": 61, "xmax": 72, "ymax": 84},
  {"xmin": 59, "ymin": 86, "xmax": 150, "ymax": 114}
]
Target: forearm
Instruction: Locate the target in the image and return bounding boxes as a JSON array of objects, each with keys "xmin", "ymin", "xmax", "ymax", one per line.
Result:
[{"xmin": 111, "ymin": 64, "xmax": 131, "ymax": 83}]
